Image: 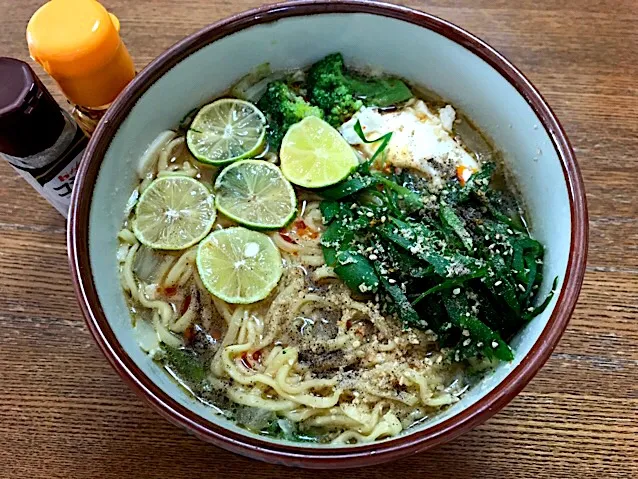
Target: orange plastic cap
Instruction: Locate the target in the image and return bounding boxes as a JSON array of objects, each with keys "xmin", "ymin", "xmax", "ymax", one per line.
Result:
[{"xmin": 27, "ymin": 0, "xmax": 135, "ymax": 108}]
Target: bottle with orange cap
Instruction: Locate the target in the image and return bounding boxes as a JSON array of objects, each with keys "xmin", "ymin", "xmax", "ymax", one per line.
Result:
[{"xmin": 27, "ymin": 0, "xmax": 135, "ymax": 135}]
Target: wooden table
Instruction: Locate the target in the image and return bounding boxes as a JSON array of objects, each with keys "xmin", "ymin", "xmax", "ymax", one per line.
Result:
[{"xmin": 1, "ymin": 1, "xmax": 637, "ymax": 477}]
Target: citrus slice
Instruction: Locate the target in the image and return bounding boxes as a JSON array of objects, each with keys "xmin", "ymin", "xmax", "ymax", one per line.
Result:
[
  {"xmin": 279, "ymin": 116, "xmax": 359, "ymax": 188},
  {"xmin": 133, "ymin": 176, "xmax": 216, "ymax": 250},
  {"xmin": 186, "ymin": 99, "xmax": 266, "ymax": 166},
  {"xmin": 214, "ymin": 160, "xmax": 296, "ymax": 229},
  {"xmin": 196, "ymin": 227, "xmax": 282, "ymax": 304}
]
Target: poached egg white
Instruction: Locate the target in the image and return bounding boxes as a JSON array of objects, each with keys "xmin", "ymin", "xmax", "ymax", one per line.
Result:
[{"xmin": 339, "ymin": 100, "xmax": 479, "ymax": 189}]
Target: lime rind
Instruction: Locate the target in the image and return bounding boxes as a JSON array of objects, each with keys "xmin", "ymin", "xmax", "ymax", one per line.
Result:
[
  {"xmin": 186, "ymin": 99, "xmax": 267, "ymax": 166},
  {"xmin": 132, "ymin": 176, "xmax": 216, "ymax": 250},
  {"xmin": 214, "ymin": 160, "xmax": 297, "ymax": 230},
  {"xmin": 280, "ymin": 116, "xmax": 359, "ymax": 189},
  {"xmin": 196, "ymin": 227, "xmax": 282, "ymax": 304}
]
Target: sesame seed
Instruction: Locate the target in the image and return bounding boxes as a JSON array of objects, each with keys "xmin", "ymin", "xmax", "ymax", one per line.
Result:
[
  {"xmin": 462, "ymin": 329, "xmax": 470, "ymax": 337},
  {"xmin": 369, "ymin": 254, "xmax": 378, "ymax": 260},
  {"xmin": 518, "ymin": 283, "xmax": 526, "ymax": 292},
  {"xmin": 491, "ymin": 341, "xmax": 499, "ymax": 348},
  {"xmin": 452, "ymin": 288, "xmax": 461, "ymax": 295},
  {"xmin": 366, "ymin": 212, "xmax": 374, "ymax": 218},
  {"xmin": 507, "ymin": 229, "xmax": 514, "ymax": 235},
  {"xmin": 527, "ymin": 306, "xmax": 534, "ymax": 312},
  {"xmin": 494, "ymin": 280, "xmax": 502, "ymax": 287},
  {"xmin": 388, "ymin": 278, "xmax": 397, "ymax": 284},
  {"xmin": 476, "ymin": 342, "xmax": 484, "ymax": 348},
  {"xmin": 463, "ymin": 338, "xmax": 471, "ymax": 347}
]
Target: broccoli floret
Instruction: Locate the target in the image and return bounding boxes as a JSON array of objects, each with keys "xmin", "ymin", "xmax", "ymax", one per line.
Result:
[
  {"xmin": 307, "ymin": 53, "xmax": 364, "ymax": 128},
  {"xmin": 257, "ymin": 80, "xmax": 323, "ymax": 150},
  {"xmin": 307, "ymin": 53, "xmax": 413, "ymax": 128}
]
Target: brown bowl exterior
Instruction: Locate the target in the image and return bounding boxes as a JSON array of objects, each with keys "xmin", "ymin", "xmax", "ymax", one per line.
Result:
[{"xmin": 67, "ymin": 0, "xmax": 588, "ymax": 469}]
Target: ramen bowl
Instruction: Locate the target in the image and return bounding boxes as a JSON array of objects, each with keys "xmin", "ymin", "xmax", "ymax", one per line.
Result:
[{"xmin": 68, "ymin": 0, "xmax": 587, "ymax": 468}]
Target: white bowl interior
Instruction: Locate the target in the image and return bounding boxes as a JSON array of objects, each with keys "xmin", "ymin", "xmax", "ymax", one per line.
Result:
[{"xmin": 89, "ymin": 12, "xmax": 570, "ymax": 447}]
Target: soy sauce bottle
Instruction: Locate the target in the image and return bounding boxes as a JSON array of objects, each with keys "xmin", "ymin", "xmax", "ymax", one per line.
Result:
[{"xmin": 0, "ymin": 57, "xmax": 87, "ymax": 217}]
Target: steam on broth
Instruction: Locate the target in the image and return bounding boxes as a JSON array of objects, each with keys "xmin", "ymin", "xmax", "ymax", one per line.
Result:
[{"xmin": 118, "ymin": 53, "xmax": 555, "ymax": 444}]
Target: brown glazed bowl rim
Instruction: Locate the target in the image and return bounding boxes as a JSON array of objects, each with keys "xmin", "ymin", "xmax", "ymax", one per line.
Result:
[{"xmin": 68, "ymin": 0, "xmax": 588, "ymax": 468}]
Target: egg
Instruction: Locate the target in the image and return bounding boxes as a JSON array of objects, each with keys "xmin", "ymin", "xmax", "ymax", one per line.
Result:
[{"xmin": 339, "ymin": 100, "xmax": 479, "ymax": 189}]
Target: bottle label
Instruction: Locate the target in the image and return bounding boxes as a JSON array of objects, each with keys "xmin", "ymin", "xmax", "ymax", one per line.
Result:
[
  {"xmin": 41, "ymin": 148, "xmax": 82, "ymax": 208},
  {"xmin": 6, "ymin": 126, "xmax": 87, "ymax": 218}
]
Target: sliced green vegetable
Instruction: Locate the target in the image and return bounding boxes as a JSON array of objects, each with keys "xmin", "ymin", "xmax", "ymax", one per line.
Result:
[
  {"xmin": 523, "ymin": 277, "xmax": 558, "ymax": 321},
  {"xmin": 162, "ymin": 344, "xmax": 208, "ymax": 385},
  {"xmin": 385, "ymin": 243, "xmax": 434, "ymax": 278},
  {"xmin": 447, "ymin": 162, "xmax": 495, "ymax": 205},
  {"xmin": 353, "ymin": 120, "xmax": 394, "ymax": 168},
  {"xmin": 412, "ymin": 268, "xmax": 488, "ymax": 305},
  {"xmin": 347, "ymin": 77, "xmax": 413, "ymax": 107},
  {"xmin": 319, "ymin": 200, "xmax": 341, "ymax": 223},
  {"xmin": 313, "ymin": 115, "xmax": 553, "ymax": 364},
  {"xmin": 440, "ymin": 203, "xmax": 473, "ymax": 251},
  {"xmin": 485, "ymin": 255, "xmax": 521, "ymax": 315},
  {"xmin": 377, "ymin": 270, "xmax": 421, "ymax": 327},
  {"xmin": 264, "ymin": 416, "xmax": 320, "ymax": 443},
  {"xmin": 379, "ymin": 218, "xmax": 482, "ymax": 277},
  {"xmin": 373, "ymin": 174, "xmax": 423, "ymax": 213},
  {"xmin": 334, "ymin": 251, "xmax": 379, "ymax": 294},
  {"xmin": 443, "ymin": 294, "xmax": 513, "ymax": 361},
  {"xmin": 320, "ymin": 174, "xmax": 378, "ymax": 200}
]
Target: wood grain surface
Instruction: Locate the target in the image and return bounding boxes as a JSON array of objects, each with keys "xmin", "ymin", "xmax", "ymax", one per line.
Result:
[{"xmin": 1, "ymin": 1, "xmax": 637, "ymax": 477}]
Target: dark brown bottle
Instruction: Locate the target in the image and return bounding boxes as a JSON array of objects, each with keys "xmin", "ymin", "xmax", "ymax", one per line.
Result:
[{"xmin": 0, "ymin": 57, "xmax": 87, "ymax": 217}]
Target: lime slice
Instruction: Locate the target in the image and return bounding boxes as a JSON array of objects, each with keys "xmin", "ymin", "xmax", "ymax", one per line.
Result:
[
  {"xmin": 214, "ymin": 160, "xmax": 296, "ymax": 229},
  {"xmin": 280, "ymin": 116, "xmax": 359, "ymax": 188},
  {"xmin": 196, "ymin": 227, "xmax": 282, "ymax": 304},
  {"xmin": 133, "ymin": 176, "xmax": 216, "ymax": 250},
  {"xmin": 186, "ymin": 99, "xmax": 267, "ymax": 166}
]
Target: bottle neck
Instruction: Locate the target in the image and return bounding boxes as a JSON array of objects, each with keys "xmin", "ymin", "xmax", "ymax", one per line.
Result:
[{"xmin": 71, "ymin": 103, "xmax": 111, "ymax": 137}]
